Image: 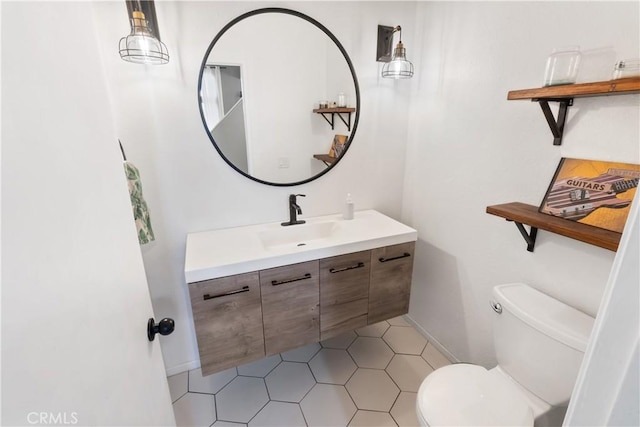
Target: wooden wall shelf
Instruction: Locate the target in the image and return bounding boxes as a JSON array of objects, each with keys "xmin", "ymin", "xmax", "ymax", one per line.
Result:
[
  {"xmin": 507, "ymin": 77, "xmax": 640, "ymax": 145},
  {"xmin": 507, "ymin": 77, "xmax": 640, "ymax": 100},
  {"xmin": 313, "ymin": 107, "xmax": 356, "ymax": 131},
  {"xmin": 313, "ymin": 154, "xmax": 336, "ymax": 166},
  {"xmin": 486, "ymin": 202, "xmax": 621, "ymax": 252},
  {"xmin": 494, "ymin": 79, "xmax": 636, "ymax": 250}
]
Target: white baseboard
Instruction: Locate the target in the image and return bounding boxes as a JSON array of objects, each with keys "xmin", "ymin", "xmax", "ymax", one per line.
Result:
[
  {"xmin": 165, "ymin": 359, "xmax": 200, "ymax": 377},
  {"xmin": 404, "ymin": 314, "xmax": 460, "ymax": 364}
]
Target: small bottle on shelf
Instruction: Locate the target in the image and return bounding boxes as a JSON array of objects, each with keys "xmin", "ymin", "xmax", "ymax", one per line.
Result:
[
  {"xmin": 612, "ymin": 59, "xmax": 640, "ymax": 79},
  {"xmin": 343, "ymin": 193, "xmax": 354, "ymax": 220}
]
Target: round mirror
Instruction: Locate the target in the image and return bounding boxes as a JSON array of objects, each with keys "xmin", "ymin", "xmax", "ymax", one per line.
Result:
[{"xmin": 198, "ymin": 8, "xmax": 360, "ymax": 186}]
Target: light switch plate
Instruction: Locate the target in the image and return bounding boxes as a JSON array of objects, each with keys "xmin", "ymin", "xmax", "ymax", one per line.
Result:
[{"xmin": 278, "ymin": 157, "xmax": 290, "ymax": 169}]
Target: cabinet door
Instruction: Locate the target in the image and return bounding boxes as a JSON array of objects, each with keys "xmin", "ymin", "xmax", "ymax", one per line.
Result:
[
  {"xmin": 368, "ymin": 242, "xmax": 415, "ymax": 324},
  {"xmin": 319, "ymin": 251, "xmax": 370, "ymax": 340},
  {"xmin": 189, "ymin": 272, "xmax": 264, "ymax": 376},
  {"xmin": 260, "ymin": 261, "xmax": 320, "ymax": 355}
]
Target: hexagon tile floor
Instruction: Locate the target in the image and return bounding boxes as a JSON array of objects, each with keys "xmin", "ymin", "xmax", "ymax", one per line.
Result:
[{"xmin": 168, "ymin": 316, "xmax": 452, "ymax": 427}]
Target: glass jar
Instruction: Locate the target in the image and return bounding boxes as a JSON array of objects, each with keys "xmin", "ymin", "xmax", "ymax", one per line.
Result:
[
  {"xmin": 612, "ymin": 59, "xmax": 640, "ymax": 79},
  {"xmin": 543, "ymin": 46, "xmax": 582, "ymax": 86},
  {"xmin": 337, "ymin": 92, "xmax": 346, "ymax": 108}
]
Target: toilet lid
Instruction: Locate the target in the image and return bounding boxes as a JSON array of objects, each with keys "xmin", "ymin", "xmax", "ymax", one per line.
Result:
[{"xmin": 417, "ymin": 364, "xmax": 534, "ymax": 426}]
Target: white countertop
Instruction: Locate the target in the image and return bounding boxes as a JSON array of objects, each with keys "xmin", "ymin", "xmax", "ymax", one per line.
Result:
[{"xmin": 185, "ymin": 210, "xmax": 418, "ymax": 283}]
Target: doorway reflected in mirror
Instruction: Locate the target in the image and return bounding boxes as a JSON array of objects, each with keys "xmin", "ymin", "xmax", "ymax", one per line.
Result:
[{"xmin": 201, "ymin": 64, "xmax": 248, "ymax": 174}]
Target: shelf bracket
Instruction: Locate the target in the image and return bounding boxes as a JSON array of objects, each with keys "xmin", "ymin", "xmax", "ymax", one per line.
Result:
[
  {"xmin": 507, "ymin": 219, "xmax": 538, "ymax": 252},
  {"xmin": 316, "ymin": 112, "xmax": 352, "ymax": 131},
  {"xmin": 534, "ymin": 98, "xmax": 573, "ymax": 146},
  {"xmin": 336, "ymin": 112, "xmax": 352, "ymax": 131},
  {"xmin": 318, "ymin": 112, "xmax": 335, "ymax": 129}
]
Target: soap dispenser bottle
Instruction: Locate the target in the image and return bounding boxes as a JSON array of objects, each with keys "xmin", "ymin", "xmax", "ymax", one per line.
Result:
[{"xmin": 344, "ymin": 193, "xmax": 354, "ymax": 220}]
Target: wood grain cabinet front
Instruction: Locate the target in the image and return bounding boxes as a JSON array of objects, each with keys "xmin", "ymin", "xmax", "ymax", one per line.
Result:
[
  {"xmin": 188, "ymin": 242, "xmax": 416, "ymax": 376},
  {"xmin": 188, "ymin": 272, "xmax": 265, "ymax": 376},
  {"xmin": 259, "ymin": 260, "xmax": 320, "ymax": 355},
  {"xmin": 368, "ymin": 242, "xmax": 415, "ymax": 324},
  {"xmin": 319, "ymin": 251, "xmax": 370, "ymax": 340}
]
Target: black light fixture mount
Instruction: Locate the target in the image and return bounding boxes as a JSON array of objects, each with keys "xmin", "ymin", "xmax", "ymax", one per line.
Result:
[
  {"xmin": 119, "ymin": 0, "xmax": 169, "ymax": 65},
  {"xmin": 376, "ymin": 25, "xmax": 396, "ymax": 62}
]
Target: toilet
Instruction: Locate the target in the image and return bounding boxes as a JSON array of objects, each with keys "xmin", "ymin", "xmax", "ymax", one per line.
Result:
[{"xmin": 416, "ymin": 283, "xmax": 595, "ymax": 426}]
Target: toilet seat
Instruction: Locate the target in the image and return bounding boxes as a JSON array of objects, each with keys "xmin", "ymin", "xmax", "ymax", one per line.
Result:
[{"xmin": 417, "ymin": 364, "xmax": 534, "ymax": 426}]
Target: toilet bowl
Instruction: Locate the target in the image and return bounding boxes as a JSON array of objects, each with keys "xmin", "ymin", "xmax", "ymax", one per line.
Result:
[
  {"xmin": 416, "ymin": 283, "xmax": 594, "ymax": 426},
  {"xmin": 417, "ymin": 364, "xmax": 534, "ymax": 426}
]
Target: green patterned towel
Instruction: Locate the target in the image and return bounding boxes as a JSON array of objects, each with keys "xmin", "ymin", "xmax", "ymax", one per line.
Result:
[{"xmin": 124, "ymin": 161, "xmax": 155, "ymax": 244}]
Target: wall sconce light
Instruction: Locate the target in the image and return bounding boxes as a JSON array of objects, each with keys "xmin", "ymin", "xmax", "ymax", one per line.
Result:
[
  {"xmin": 377, "ymin": 25, "xmax": 414, "ymax": 79},
  {"xmin": 119, "ymin": 0, "xmax": 169, "ymax": 65}
]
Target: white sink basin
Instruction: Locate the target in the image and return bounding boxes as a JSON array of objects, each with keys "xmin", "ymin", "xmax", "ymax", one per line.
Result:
[
  {"xmin": 185, "ymin": 210, "xmax": 417, "ymax": 283},
  {"xmin": 257, "ymin": 220, "xmax": 339, "ymax": 251}
]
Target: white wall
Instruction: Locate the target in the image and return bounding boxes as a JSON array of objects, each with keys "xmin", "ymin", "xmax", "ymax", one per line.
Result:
[
  {"xmin": 93, "ymin": 1, "xmax": 417, "ymax": 374},
  {"xmin": 403, "ymin": 1, "xmax": 639, "ymax": 366}
]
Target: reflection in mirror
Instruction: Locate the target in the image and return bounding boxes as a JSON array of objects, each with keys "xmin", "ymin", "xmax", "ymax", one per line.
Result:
[
  {"xmin": 198, "ymin": 8, "xmax": 360, "ymax": 186},
  {"xmin": 201, "ymin": 65, "xmax": 248, "ymax": 173}
]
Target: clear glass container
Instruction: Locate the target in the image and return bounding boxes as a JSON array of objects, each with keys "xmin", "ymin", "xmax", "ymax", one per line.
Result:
[
  {"xmin": 337, "ymin": 92, "xmax": 346, "ymax": 108},
  {"xmin": 612, "ymin": 59, "xmax": 640, "ymax": 79},
  {"xmin": 543, "ymin": 46, "xmax": 581, "ymax": 86}
]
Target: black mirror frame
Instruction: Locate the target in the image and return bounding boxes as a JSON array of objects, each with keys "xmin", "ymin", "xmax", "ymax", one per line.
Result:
[{"xmin": 197, "ymin": 7, "xmax": 361, "ymax": 187}]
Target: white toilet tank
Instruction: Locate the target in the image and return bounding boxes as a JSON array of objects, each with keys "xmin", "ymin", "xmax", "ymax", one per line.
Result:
[{"xmin": 491, "ymin": 283, "xmax": 594, "ymax": 406}]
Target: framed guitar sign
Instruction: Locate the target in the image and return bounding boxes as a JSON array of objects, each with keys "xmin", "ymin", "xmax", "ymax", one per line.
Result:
[{"xmin": 540, "ymin": 158, "xmax": 640, "ymax": 233}]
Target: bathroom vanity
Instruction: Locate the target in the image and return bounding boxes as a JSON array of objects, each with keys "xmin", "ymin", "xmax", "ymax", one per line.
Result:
[{"xmin": 185, "ymin": 210, "xmax": 417, "ymax": 375}]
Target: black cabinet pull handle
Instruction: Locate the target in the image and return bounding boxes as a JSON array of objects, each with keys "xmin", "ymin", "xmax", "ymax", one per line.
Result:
[
  {"xmin": 203, "ymin": 286, "xmax": 250, "ymax": 300},
  {"xmin": 329, "ymin": 262, "xmax": 365, "ymax": 273},
  {"xmin": 272, "ymin": 273, "xmax": 312, "ymax": 286},
  {"xmin": 379, "ymin": 252, "xmax": 411, "ymax": 263}
]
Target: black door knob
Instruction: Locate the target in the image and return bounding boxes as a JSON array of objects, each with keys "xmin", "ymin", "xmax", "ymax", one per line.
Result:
[{"xmin": 147, "ymin": 317, "xmax": 175, "ymax": 342}]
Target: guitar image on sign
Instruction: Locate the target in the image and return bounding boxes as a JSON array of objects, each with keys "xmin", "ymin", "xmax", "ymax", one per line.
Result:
[{"xmin": 541, "ymin": 173, "xmax": 639, "ymax": 221}]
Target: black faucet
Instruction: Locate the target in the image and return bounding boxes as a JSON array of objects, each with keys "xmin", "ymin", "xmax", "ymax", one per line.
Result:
[{"xmin": 281, "ymin": 194, "xmax": 306, "ymax": 226}]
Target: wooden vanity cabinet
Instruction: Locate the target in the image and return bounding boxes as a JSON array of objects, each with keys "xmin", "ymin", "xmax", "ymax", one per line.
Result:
[
  {"xmin": 319, "ymin": 251, "xmax": 370, "ymax": 340},
  {"xmin": 368, "ymin": 242, "xmax": 415, "ymax": 324},
  {"xmin": 188, "ymin": 241, "xmax": 415, "ymax": 376},
  {"xmin": 259, "ymin": 261, "xmax": 320, "ymax": 355},
  {"xmin": 188, "ymin": 272, "xmax": 265, "ymax": 376}
]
